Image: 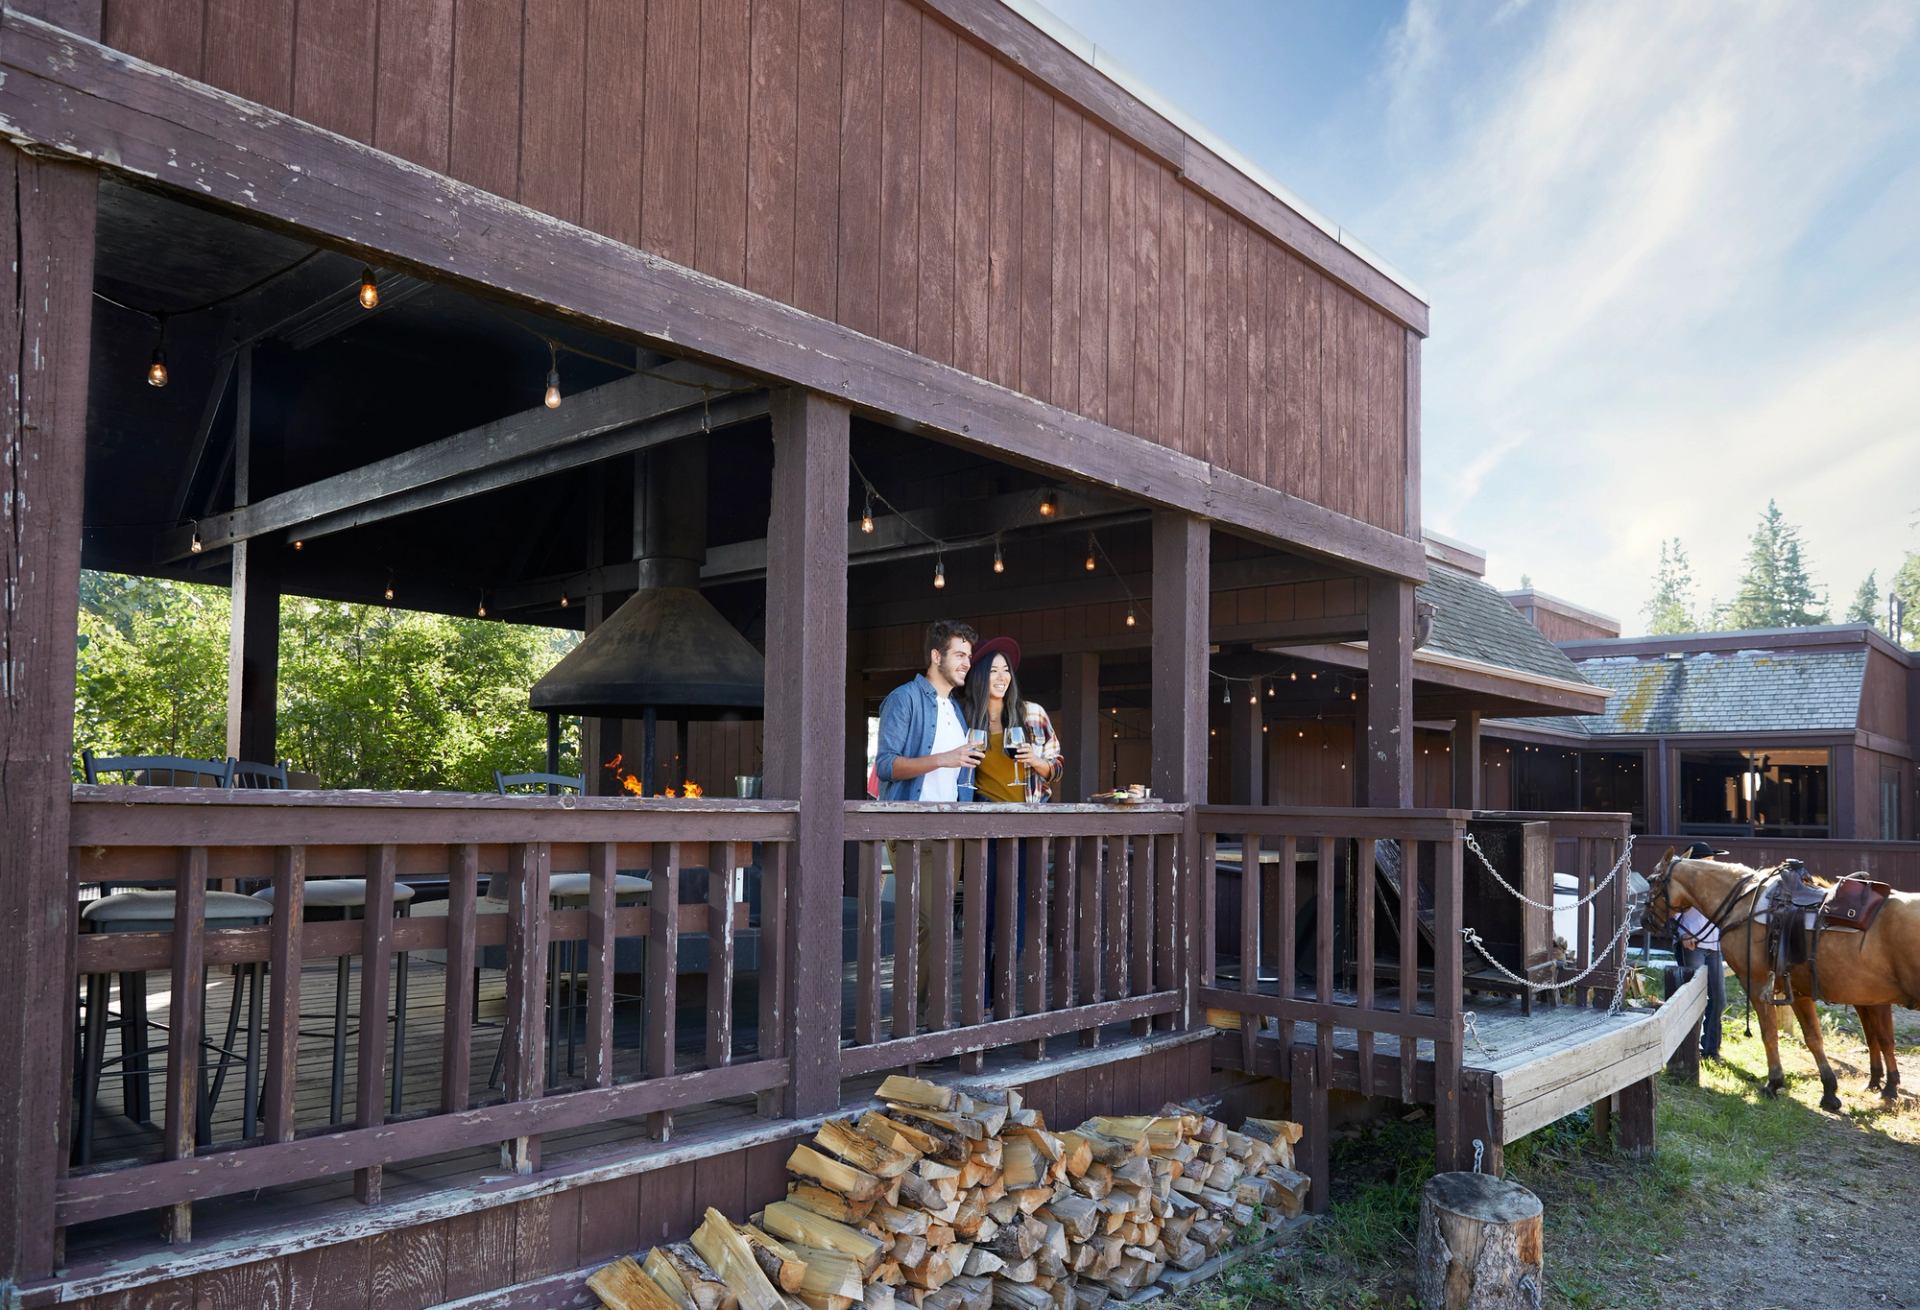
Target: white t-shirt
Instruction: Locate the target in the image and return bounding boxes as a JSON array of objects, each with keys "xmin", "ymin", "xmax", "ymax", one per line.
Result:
[
  {"xmin": 917, "ymin": 693, "xmax": 968, "ymax": 803},
  {"xmin": 1676, "ymin": 907, "xmax": 1719, "ymax": 951}
]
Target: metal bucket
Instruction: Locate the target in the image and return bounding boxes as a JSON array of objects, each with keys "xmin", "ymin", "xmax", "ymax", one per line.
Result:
[{"xmin": 734, "ymin": 775, "xmax": 763, "ymax": 799}]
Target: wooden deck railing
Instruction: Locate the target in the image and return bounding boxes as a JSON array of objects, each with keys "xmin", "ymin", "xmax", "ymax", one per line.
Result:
[
  {"xmin": 62, "ymin": 788, "xmax": 798, "ymax": 1238},
  {"xmin": 841, "ymin": 804, "xmax": 1189, "ymax": 1078},
  {"xmin": 1196, "ymin": 806, "xmax": 1468, "ymax": 1169},
  {"xmin": 1638, "ymin": 834, "xmax": 1920, "ymax": 893},
  {"xmin": 1476, "ymin": 811, "xmax": 1634, "ymax": 1007}
]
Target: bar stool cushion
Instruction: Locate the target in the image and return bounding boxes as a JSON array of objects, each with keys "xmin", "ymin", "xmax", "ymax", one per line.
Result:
[
  {"xmin": 548, "ymin": 873, "xmax": 650, "ymax": 903},
  {"xmin": 81, "ymin": 889, "xmax": 272, "ymax": 930},
  {"xmin": 252, "ymin": 880, "xmax": 417, "ymax": 909}
]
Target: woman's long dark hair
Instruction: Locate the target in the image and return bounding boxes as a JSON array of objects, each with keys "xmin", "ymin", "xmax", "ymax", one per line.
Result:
[{"xmin": 964, "ymin": 653, "xmax": 1023, "ymax": 736}]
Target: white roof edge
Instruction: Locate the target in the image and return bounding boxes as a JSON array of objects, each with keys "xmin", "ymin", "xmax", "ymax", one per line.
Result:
[
  {"xmin": 1336, "ymin": 640, "xmax": 1613, "ymax": 702},
  {"xmin": 1500, "ymin": 587, "xmax": 1621, "ymax": 630},
  {"xmin": 994, "ymin": 0, "xmax": 1429, "ymax": 306}
]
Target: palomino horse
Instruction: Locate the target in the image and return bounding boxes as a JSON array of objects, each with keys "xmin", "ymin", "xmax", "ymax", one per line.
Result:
[{"xmin": 1648, "ymin": 853, "xmax": 1920, "ymax": 1111}]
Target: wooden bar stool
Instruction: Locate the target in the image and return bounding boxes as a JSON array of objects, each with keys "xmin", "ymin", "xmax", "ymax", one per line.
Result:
[
  {"xmin": 250, "ymin": 879, "xmax": 416, "ymax": 1122},
  {"xmin": 75, "ymin": 889, "xmax": 271, "ymax": 1165}
]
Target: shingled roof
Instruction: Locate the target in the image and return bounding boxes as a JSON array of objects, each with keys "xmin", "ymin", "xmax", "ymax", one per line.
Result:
[
  {"xmin": 1417, "ymin": 564, "xmax": 1593, "ymax": 687},
  {"xmin": 1511, "ymin": 646, "xmax": 1867, "ymax": 736}
]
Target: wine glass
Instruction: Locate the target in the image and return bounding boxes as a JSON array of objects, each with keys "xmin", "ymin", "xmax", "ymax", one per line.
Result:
[
  {"xmin": 964, "ymin": 728, "xmax": 987, "ymax": 790},
  {"xmin": 1004, "ymin": 725, "xmax": 1027, "ymax": 791}
]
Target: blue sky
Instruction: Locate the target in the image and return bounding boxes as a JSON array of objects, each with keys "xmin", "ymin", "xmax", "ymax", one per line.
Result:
[{"xmin": 1039, "ymin": 0, "xmax": 1920, "ymax": 633}]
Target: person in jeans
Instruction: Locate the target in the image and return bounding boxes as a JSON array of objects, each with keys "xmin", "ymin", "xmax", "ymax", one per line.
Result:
[
  {"xmin": 874, "ymin": 620, "xmax": 983, "ymax": 1016},
  {"xmin": 963, "ymin": 637, "xmax": 1061, "ymax": 1008},
  {"xmin": 1673, "ymin": 840, "xmax": 1728, "ymax": 1060}
]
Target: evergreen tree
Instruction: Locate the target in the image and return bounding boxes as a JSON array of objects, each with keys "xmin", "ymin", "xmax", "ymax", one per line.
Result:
[
  {"xmin": 1845, "ymin": 571, "xmax": 1881, "ymax": 625},
  {"xmin": 1893, "ymin": 551, "xmax": 1920, "ymax": 646},
  {"xmin": 1721, "ymin": 500, "xmax": 1829, "ymax": 629},
  {"xmin": 1641, "ymin": 538, "xmax": 1699, "ymax": 635}
]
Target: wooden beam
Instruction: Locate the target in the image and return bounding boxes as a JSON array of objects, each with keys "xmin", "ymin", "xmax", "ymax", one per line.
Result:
[
  {"xmin": 1366, "ymin": 579, "xmax": 1415, "ymax": 807},
  {"xmin": 1451, "ymin": 711, "xmax": 1482, "ymax": 811},
  {"xmin": 156, "ymin": 362, "xmax": 751, "ymax": 559},
  {"xmin": 1059, "ymin": 652, "xmax": 1101, "ymax": 804},
  {"xmin": 1230, "ymin": 675, "xmax": 1264, "ymax": 806},
  {"xmin": 0, "ymin": 143, "xmax": 94, "ymax": 1284},
  {"xmin": 0, "ymin": 13, "xmax": 1427, "ymax": 582},
  {"xmin": 762, "ymin": 390, "xmax": 850, "ymax": 1115},
  {"xmin": 1150, "ymin": 512, "xmax": 1208, "ymax": 1028},
  {"xmin": 225, "ymin": 349, "xmax": 280, "ymax": 764}
]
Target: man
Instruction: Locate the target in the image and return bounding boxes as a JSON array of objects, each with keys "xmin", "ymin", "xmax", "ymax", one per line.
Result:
[
  {"xmin": 875, "ymin": 619, "xmax": 983, "ymax": 803},
  {"xmin": 875, "ymin": 620, "xmax": 985, "ymax": 1016},
  {"xmin": 1673, "ymin": 840, "xmax": 1728, "ymax": 1061}
]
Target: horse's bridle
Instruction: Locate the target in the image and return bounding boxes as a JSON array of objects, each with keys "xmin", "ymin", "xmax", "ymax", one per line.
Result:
[{"xmin": 1646, "ymin": 855, "xmax": 1767, "ymax": 940}]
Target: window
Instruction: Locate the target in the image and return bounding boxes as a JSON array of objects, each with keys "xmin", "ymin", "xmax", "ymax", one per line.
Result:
[
  {"xmin": 1579, "ymin": 751, "xmax": 1647, "ymax": 833},
  {"xmin": 1677, "ymin": 747, "xmax": 1829, "ymax": 838}
]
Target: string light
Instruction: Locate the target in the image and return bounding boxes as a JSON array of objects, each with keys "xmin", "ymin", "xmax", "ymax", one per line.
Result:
[
  {"xmin": 933, "ymin": 556, "xmax": 946, "ymax": 590},
  {"xmin": 1084, "ymin": 536, "xmax": 1098, "ymax": 572},
  {"xmin": 383, "ymin": 573, "xmax": 395, "ymax": 603},
  {"xmin": 1248, "ymin": 693, "xmax": 1258, "ymax": 705},
  {"xmin": 543, "ymin": 341, "xmax": 562, "ymax": 409},
  {"xmin": 477, "ymin": 592, "xmax": 488, "ymax": 618},
  {"xmin": 1290, "ymin": 671, "xmax": 1298, "ymax": 681},
  {"xmin": 1221, "ymin": 683, "xmax": 1230, "ymax": 705},
  {"xmin": 146, "ymin": 317, "xmax": 169, "ymax": 388},
  {"xmin": 993, "ymin": 540, "xmax": 1005, "ymax": 574},
  {"xmin": 860, "ymin": 489, "xmax": 875, "ymax": 535},
  {"xmin": 1038, "ymin": 491, "xmax": 1058, "ymax": 519},
  {"xmin": 560, "ymin": 593, "xmax": 570, "ymax": 609},
  {"xmin": 189, "ymin": 529, "xmax": 203, "ymax": 554},
  {"xmin": 1125, "ymin": 605, "xmax": 1137, "ymax": 628},
  {"xmin": 358, "ymin": 267, "xmax": 380, "ymax": 310},
  {"xmin": 292, "ymin": 539, "xmax": 304, "ymax": 551},
  {"xmin": 1267, "ymin": 684, "xmax": 1275, "ymax": 697}
]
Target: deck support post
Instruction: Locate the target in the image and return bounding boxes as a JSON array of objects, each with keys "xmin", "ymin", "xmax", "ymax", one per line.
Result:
[
  {"xmin": 1457, "ymin": 1069, "xmax": 1504, "ymax": 1177},
  {"xmin": 764, "ymin": 390, "xmax": 850, "ymax": 1116},
  {"xmin": 1151, "ymin": 512, "xmax": 1208, "ymax": 1028},
  {"xmin": 1615, "ymin": 1074, "xmax": 1656, "ymax": 1158},
  {"xmin": 1450, "ymin": 711, "xmax": 1481, "ymax": 811},
  {"xmin": 1365, "ymin": 579, "xmax": 1415, "ymax": 807},
  {"xmin": 1059, "ymin": 651, "xmax": 1101, "ymax": 804},
  {"xmin": 1289, "ymin": 1047, "xmax": 1330, "ymax": 1214},
  {"xmin": 0, "ymin": 144, "xmax": 95, "ymax": 1284},
  {"xmin": 1230, "ymin": 675, "xmax": 1264, "ymax": 805},
  {"xmin": 226, "ymin": 349, "xmax": 282, "ymax": 767}
]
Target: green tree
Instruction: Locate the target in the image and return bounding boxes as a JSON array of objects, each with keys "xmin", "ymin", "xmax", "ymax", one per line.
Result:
[
  {"xmin": 1721, "ymin": 500, "xmax": 1829, "ymax": 630},
  {"xmin": 74, "ymin": 571, "xmax": 576, "ymax": 789},
  {"xmin": 1845, "ymin": 571, "xmax": 1881, "ymax": 625},
  {"xmin": 1893, "ymin": 551, "xmax": 1920, "ymax": 646},
  {"xmin": 1642, "ymin": 538, "xmax": 1700, "ymax": 635}
]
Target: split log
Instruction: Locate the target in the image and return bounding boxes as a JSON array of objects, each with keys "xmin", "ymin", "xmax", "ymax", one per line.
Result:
[
  {"xmin": 740, "ymin": 1226, "xmax": 809, "ymax": 1294},
  {"xmin": 590, "ymin": 1256, "xmax": 684, "ymax": 1310},
  {"xmin": 693, "ymin": 1209, "xmax": 786, "ymax": 1310},
  {"xmin": 651, "ymin": 1245, "xmax": 737, "ymax": 1310},
  {"xmin": 947, "ymin": 1275, "xmax": 996, "ymax": 1310},
  {"xmin": 991, "ymin": 1279, "xmax": 1052, "ymax": 1310},
  {"xmin": 761, "ymin": 1201, "xmax": 887, "ymax": 1275},
  {"xmin": 819, "ymin": 1119, "xmax": 917, "ymax": 1177},
  {"xmin": 1263, "ymin": 1166, "xmax": 1311, "ymax": 1219},
  {"xmin": 1040, "ymin": 1192, "xmax": 1098, "ymax": 1243},
  {"xmin": 788, "ymin": 1182, "xmax": 875, "ymax": 1224},
  {"xmin": 879, "ymin": 1075, "xmax": 957, "ymax": 1111},
  {"xmin": 790, "ymin": 1144, "xmax": 888, "ymax": 1202},
  {"xmin": 863, "ymin": 1112, "xmax": 943, "ymax": 1157},
  {"xmin": 1413, "ymin": 1173, "xmax": 1543, "ymax": 1310}
]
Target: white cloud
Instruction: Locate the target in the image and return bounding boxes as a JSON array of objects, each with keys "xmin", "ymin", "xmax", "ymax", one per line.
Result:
[{"xmin": 1373, "ymin": 0, "xmax": 1920, "ymax": 630}]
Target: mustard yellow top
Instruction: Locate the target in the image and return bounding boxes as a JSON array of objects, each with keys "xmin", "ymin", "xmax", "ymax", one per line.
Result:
[{"xmin": 974, "ymin": 730, "xmax": 1024, "ymax": 803}]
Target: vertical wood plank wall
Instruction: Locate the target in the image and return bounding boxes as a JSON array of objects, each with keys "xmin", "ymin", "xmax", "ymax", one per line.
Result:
[{"xmin": 98, "ymin": 0, "xmax": 1413, "ymax": 534}]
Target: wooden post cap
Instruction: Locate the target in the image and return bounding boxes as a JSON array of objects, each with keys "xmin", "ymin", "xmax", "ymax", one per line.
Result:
[{"xmin": 1415, "ymin": 1172, "xmax": 1543, "ymax": 1310}]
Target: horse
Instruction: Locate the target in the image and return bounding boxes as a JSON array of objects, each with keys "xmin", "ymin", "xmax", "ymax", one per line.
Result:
[{"xmin": 1647, "ymin": 852, "xmax": 1920, "ymax": 1111}]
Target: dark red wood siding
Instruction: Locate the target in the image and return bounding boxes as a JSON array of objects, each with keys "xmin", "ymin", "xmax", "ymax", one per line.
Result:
[{"xmin": 98, "ymin": 0, "xmax": 1414, "ymax": 534}]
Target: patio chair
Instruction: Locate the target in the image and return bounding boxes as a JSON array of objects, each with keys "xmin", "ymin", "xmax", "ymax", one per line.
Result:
[
  {"xmin": 82, "ymin": 749, "xmax": 233, "ymax": 788},
  {"xmin": 494, "ymin": 770, "xmax": 587, "ymax": 795},
  {"xmin": 229, "ymin": 757, "xmax": 291, "ymax": 790}
]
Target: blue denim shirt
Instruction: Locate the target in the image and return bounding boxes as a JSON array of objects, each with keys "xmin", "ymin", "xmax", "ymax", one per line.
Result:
[{"xmin": 875, "ymin": 674, "xmax": 975, "ymax": 803}]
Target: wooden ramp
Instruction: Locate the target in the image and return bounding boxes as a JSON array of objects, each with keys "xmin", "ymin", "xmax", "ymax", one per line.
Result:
[{"xmin": 1483, "ymin": 970, "xmax": 1706, "ymax": 1145}]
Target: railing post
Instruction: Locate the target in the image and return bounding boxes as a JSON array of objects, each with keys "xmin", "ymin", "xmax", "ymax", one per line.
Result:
[
  {"xmin": 1433, "ymin": 819, "xmax": 1466, "ymax": 1172},
  {"xmin": 0, "ymin": 143, "xmax": 96, "ymax": 1284},
  {"xmin": 764, "ymin": 389, "xmax": 849, "ymax": 1116},
  {"xmin": 1151, "ymin": 511, "xmax": 1209, "ymax": 1030},
  {"xmin": 1366, "ymin": 578, "xmax": 1415, "ymax": 807}
]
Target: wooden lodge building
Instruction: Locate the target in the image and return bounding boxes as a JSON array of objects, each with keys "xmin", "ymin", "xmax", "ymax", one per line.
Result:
[{"xmin": 0, "ymin": 2, "xmax": 1690, "ymax": 1306}]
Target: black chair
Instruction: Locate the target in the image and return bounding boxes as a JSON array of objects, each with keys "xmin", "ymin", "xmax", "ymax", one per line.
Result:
[
  {"xmin": 494, "ymin": 771, "xmax": 586, "ymax": 795},
  {"xmin": 229, "ymin": 757, "xmax": 291, "ymax": 790},
  {"xmin": 83, "ymin": 749, "xmax": 233, "ymax": 788}
]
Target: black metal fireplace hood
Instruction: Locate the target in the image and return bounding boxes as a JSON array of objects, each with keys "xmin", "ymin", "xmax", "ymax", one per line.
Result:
[{"xmin": 527, "ymin": 438, "xmax": 765, "ymax": 721}]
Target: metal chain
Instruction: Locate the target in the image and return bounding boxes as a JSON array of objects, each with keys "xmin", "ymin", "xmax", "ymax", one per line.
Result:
[
  {"xmin": 1465, "ymin": 832, "xmax": 1635, "ymax": 912},
  {"xmin": 1462, "ymin": 918, "xmax": 1637, "ymax": 1015},
  {"xmin": 1462, "ymin": 1009, "xmax": 1496, "ymax": 1060}
]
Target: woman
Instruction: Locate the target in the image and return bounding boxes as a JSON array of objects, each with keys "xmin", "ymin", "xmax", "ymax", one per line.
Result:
[
  {"xmin": 962, "ymin": 638, "xmax": 1061, "ymax": 998},
  {"xmin": 962, "ymin": 637, "xmax": 1062, "ymax": 803}
]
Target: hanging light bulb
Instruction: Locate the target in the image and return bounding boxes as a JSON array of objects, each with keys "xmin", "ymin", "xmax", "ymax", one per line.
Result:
[
  {"xmin": 189, "ymin": 529, "xmax": 203, "ymax": 554},
  {"xmin": 933, "ymin": 556, "xmax": 946, "ymax": 590},
  {"xmin": 860, "ymin": 490, "xmax": 875, "ymax": 535},
  {"xmin": 543, "ymin": 341, "xmax": 562, "ymax": 409},
  {"xmin": 292, "ymin": 539, "xmax": 304, "ymax": 552},
  {"xmin": 993, "ymin": 541, "xmax": 1005, "ymax": 574},
  {"xmin": 1290, "ymin": 671, "xmax": 1298, "ymax": 682},
  {"xmin": 1249, "ymin": 693, "xmax": 1258, "ymax": 705},
  {"xmin": 1084, "ymin": 536, "xmax": 1098, "ymax": 572},
  {"xmin": 1267, "ymin": 684, "xmax": 1275, "ymax": 697},
  {"xmin": 477, "ymin": 592, "xmax": 488, "ymax": 619},
  {"xmin": 1220, "ymin": 682, "xmax": 1230, "ymax": 705},
  {"xmin": 358, "ymin": 266, "xmax": 380, "ymax": 310},
  {"xmin": 146, "ymin": 316, "xmax": 169, "ymax": 388},
  {"xmin": 560, "ymin": 592, "xmax": 570, "ymax": 609},
  {"xmin": 1125, "ymin": 605, "xmax": 1137, "ymax": 628},
  {"xmin": 384, "ymin": 573, "xmax": 395, "ymax": 603},
  {"xmin": 1038, "ymin": 491, "xmax": 1058, "ymax": 519}
]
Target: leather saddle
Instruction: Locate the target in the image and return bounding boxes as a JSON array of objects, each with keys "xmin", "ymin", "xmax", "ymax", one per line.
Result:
[{"xmin": 1763, "ymin": 860, "xmax": 1892, "ymax": 1002}]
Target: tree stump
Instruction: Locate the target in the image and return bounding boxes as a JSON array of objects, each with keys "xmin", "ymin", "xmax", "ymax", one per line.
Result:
[{"xmin": 1414, "ymin": 1172, "xmax": 1543, "ymax": 1310}]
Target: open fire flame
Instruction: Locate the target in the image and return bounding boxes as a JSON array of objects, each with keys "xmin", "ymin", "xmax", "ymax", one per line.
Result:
[{"xmin": 603, "ymin": 753, "xmax": 704, "ymax": 798}]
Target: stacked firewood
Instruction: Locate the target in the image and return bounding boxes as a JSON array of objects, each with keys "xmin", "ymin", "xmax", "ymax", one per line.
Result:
[{"xmin": 589, "ymin": 1076, "xmax": 1310, "ymax": 1310}]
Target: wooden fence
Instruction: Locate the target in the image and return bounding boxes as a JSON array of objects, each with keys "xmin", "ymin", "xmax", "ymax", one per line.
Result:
[{"xmin": 1639, "ymin": 834, "xmax": 1920, "ymax": 893}]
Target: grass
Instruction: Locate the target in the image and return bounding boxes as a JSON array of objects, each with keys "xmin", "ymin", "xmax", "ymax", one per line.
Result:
[{"xmin": 1165, "ymin": 986, "xmax": 1920, "ymax": 1310}]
